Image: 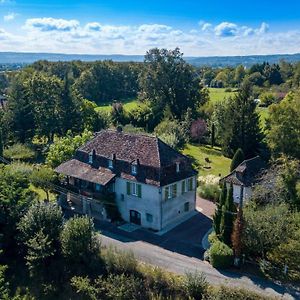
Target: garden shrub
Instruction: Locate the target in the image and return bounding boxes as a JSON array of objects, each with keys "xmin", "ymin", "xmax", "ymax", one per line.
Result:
[
  {"xmin": 197, "ymin": 175, "xmax": 221, "ymax": 201},
  {"xmin": 209, "ymin": 241, "xmax": 233, "ymax": 269},
  {"xmin": 3, "ymin": 143, "xmax": 36, "ymax": 161},
  {"xmin": 102, "ymin": 246, "xmax": 138, "ymax": 276},
  {"xmin": 209, "ymin": 285, "xmax": 273, "ymax": 300},
  {"xmin": 197, "ymin": 184, "xmax": 220, "ymax": 201},
  {"xmin": 140, "ymin": 265, "xmax": 183, "ymax": 298},
  {"xmin": 208, "ymin": 231, "xmax": 218, "ymax": 245},
  {"xmin": 183, "ymin": 271, "xmax": 208, "ymax": 300},
  {"xmin": 104, "ymin": 273, "xmax": 145, "ymax": 300}
]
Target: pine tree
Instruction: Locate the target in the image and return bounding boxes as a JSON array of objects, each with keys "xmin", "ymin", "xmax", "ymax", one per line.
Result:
[
  {"xmin": 229, "ymin": 80, "xmax": 263, "ymax": 158},
  {"xmin": 211, "ymin": 123, "xmax": 215, "ymax": 148},
  {"xmin": 213, "ymin": 182, "xmax": 227, "ymax": 235},
  {"xmin": 231, "ymin": 208, "xmax": 244, "ymax": 259},
  {"xmin": 230, "ymin": 148, "xmax": 245, "ymax": 171},
  {"xmin": 0, "ymin": 129, "xmax": 3, "ymax": 157},
  {"xmin": 220, "ymin": 183, "xmax": 236, "ymax": 246}
]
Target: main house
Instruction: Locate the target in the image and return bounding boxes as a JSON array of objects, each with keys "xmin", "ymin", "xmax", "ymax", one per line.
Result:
[
  {"xmin": 55, "ymin": 128, "xmax": 198, "ymax": 231},
  {"xmin": 220, "ymin": 156, "xmax": 266, "ymax": 206}
]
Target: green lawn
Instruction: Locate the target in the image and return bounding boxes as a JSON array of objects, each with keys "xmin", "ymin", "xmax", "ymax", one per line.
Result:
[
  {"xmin": 257, "ymin": 107, "xmax": 269, "ymax": 130},
  {"xmin": 95, "ymin": 98, "xmax": 140, "ymax": 113},
  {"xmin": 208, "ymin": 88, "xmax": 237, "ymax": 104},
  {"xmin": 182, "ymin": 143, "xmax": 231, "ymax": 177},
  {"xmin": 29, "ymin": 184, "xmax": 57, "ymax": 202}
]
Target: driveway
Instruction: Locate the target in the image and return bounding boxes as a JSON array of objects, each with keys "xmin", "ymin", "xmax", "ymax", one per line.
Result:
[
  {"xmin": 95, "ymin": 208, "xmax": 212, "ymax": 259},
  {"xmin": 94, "ymin": 198, "xmax": 298, "ymax": 299}
]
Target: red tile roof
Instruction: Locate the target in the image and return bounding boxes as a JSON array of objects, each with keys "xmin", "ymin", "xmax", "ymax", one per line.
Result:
[{"xmin": 56, "ymin": 129, "xmax": 197, "ymax": 186}]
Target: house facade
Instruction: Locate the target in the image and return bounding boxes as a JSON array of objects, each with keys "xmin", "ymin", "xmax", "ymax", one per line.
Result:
[
  {"xmin": 220, "ymin": 156, "xmax": 266, "ymax": 206},
  {"xmin": 55, "ymin": 129, "xmax": 197, "ymax": 231}
]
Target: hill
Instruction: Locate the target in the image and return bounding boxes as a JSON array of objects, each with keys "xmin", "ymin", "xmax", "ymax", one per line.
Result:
[{"xmin": 1, "ymin": 51, "xmax": 300, "ymax": 67}]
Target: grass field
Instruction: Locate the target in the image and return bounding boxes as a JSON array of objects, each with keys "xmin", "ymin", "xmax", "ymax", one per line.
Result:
[
  {"xmin": 208, "ymin": 87, "xmax": 237, "ymax": 104},
  {"xmin": 182, "ymin": 143, "xmax": 231, "ymax": 177},
  {"xmin": 257, "ymin": 107, "xmax": 269, "ymax": 130},
  {"xmin": 95, "ymin": 98, "xmax": 140, "ymax": 113}
]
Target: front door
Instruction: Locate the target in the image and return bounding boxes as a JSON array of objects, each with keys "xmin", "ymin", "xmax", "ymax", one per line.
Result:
[{"xmin": 130, "ymin": 210, "xmax": 141, "ymax": 225}]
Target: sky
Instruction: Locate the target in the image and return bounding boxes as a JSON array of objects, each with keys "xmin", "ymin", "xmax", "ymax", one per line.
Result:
[{"xmin": 0, "ymin": 0, "xmax": 300, "ymax": 56}]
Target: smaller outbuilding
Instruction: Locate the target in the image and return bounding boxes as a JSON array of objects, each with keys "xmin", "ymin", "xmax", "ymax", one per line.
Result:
[{"xmin": 220, "ymin": 156, "xmax": 266, "ymax": 206}]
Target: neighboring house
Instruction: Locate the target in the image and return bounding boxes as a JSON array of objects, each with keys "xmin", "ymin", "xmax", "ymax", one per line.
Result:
[
  {"xmin": 220, "ymin": 156, "xmax": 266, "ymax": 205},
  {"xmin": 55, "ymin": 128, "xmax": 198, "ymax": 231}
]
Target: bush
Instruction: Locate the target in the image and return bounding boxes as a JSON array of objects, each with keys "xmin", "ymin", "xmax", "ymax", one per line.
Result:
[
  {"xmin": 208, "ymin": 232, "xmax": 218, "ymax": 245},
  {"xmin": 103, "ymin": 273, "xmax": 145, "ymax": 300},
  {"xmin": 210, "ymin": 285, "xmax": 273, "ymax": 300},
  {"xmin": 3, "ymin": 143, "xmax": 36, "ymax": 161},
  {"xmin": 140, "ymin": 265, "xmax": 182, "ymax": 298},
  {"xmin": 102, "ymin": 246, "xmax": 138, "ymax": 276},
  {"xmin": 183, "ymin": 271, "xmax": 208, "ymax": 300},
  {"xmin": 209, "ymin": 241, "xmax": 233, "ymax": 269},
  {"xmin": 197, "ymin": 184, "xmax": 220, "ymax": 201}
]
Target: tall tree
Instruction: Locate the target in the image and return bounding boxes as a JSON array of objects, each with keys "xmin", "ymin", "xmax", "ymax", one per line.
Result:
[
  {"xmin": 214, "ymin": 80, "xmax": 263, "ymax": 158},
  {"xmin": 4, "ymin": 71, "xmax": 35, "ymax": 143},
  {"xmin": 25, "ymin": 72, "xmax": 63, "ymax": 142},
  {"xmin": 220, "ymin": 183, "xmax": 236, "ymax": 246},
  {"xmin": 58, "ymin": 75, "xmax": 83, "ymax": 135},
  {"xmin": 267, "ymin": 91, "xmax": 300, "ymax": 159},
  {"xmin": 139, "ymin": 48, "xmax": 206, "ymax": 120},
  {"xmin": 213, "ymin": 183, "xmax": 227, "ymax": 235},
  {"xmin": 230, "ymin": 148, "xmax": 245, "ymax": 171},
  {"xmin": 0, "ymin": 128, "xmax": 3, "ymax": 158}
]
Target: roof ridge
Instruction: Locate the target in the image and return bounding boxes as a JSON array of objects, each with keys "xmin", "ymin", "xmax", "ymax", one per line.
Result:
[{"xmin": 103, "ymin": 128, "xmax": 156, "ymax": 139}]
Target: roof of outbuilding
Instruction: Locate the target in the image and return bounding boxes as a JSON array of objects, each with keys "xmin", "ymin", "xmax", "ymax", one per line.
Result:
[
  {"xmin": 55, "ymin": 159, "xmax": 116, "ymax": 186},
  {"xmin": 220, "ymin": 156, "xmax": 266, "ymax": 187}
]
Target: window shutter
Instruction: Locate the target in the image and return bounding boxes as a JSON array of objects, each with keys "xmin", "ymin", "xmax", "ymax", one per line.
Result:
[
  {"xmin": 127, "ymin": 182, "xmax": 131, "ymax": 195},
  {"xmin": 137, "ymin": 184, "xmax": 142, "ymax": 198},
  {"xmin": 172, "ymin": 184, "xmax": 177, "ymax": 198},
  {"xmin": 164, "ymin": 187, "xmax": 169, "ymax": 200},
  {"xmin": 181, "ymin": 180, "xmax": 185, "ymax": 194},
  {"xmin": 188, "ymin": 178, "xmax": 193, "ymax": 191}
]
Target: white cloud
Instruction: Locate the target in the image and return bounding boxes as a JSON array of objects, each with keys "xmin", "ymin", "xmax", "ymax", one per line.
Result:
[
  {"xmin": 1, "ymin": 17, "xmax": 298, "ymax": 57},
  {"xmin": 25, "ymin": 17, "xmax": 79, "ymax": 32},
  {"xmin": 201, "ymin": 22, "xmax": 212, "ymax": 32},
  {"xmin": 214, "ymin": 22, "xmax": 238, "ymax": 37},
  {"xmin": 4, "ymin": 12, "xmax": 17, "ymax": 21}
]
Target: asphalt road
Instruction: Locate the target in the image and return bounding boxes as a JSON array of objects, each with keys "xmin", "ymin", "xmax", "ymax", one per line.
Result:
[{"xmin": 99, "ymin": 230, "xmax": 298, "ymax": 300}]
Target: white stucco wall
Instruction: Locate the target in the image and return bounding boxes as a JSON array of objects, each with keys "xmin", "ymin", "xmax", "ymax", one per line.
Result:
[
  {"xmin": 114, "ymin": 178, "xmax": 162, "ymax": 230},
  {"xmin": 161, "ymin": 177, "xmax": 197, "ymax": 228},
  {"xmin": 114, "ymin": 176, "xmax": 197, "ymax": 231},
  {"xmin": 226, "ymin": 183, "xmax": 252, "ymax": 205}
]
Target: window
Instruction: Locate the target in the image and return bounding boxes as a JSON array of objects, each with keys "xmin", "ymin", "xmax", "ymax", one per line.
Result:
[
  {"xmin": 126, "ymin": 182, "xmax": 142, "ymax": 198},
  {"xmin": 164, "ymin": 186, "xmax": 171, "ymax": 200},
  {"xmin": 165, "ymin": 184, "xmax": 178, "ymax": 200},
  {"xmin": 88, "ymin": 152, "xmax": 93, "ymax": 164},
  {"xmin": 184, "ymin": 202, "xmax": 189, "ymax": 212},
  {"xmin": 131, "ymin": 164, "xmax": 137, "ymax": 175},
  {"xmin": 121, "ymin": 194, "xmax": 125, "ymax": 201},
  {"xmin": 176, "ymin": 162, "xmax": 180, "ymax": 173},
  {"xmin": 146, "ymin": 213, "xmax": 153, "ymax": 223},
  {"xmin": 108, "ymin": 159, "xmax": 113, "ymax": 169}
]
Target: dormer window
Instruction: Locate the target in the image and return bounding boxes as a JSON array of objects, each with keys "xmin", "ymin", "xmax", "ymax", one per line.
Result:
[
  {"xmin": 176, "ymin": 162, "xmax": 180, "ymax": 173},
  {"xmin": 131, "ymin": 164, "xmax": 137, "ymax": 175},
  {"xmin": 108, "ymin": 159, "xmax": 113, "ymax": 169},
  {"xmin": 88, "ymin": 152, "xmax": 93, "ymax": 164}
]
